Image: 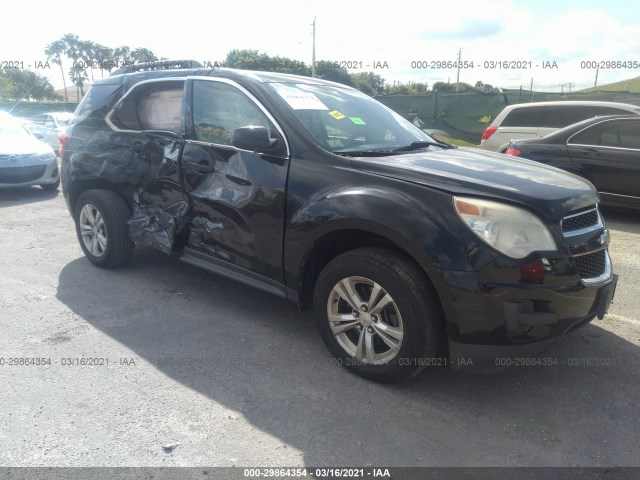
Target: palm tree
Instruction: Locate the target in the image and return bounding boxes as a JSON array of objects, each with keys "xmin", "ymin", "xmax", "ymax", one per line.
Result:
[
  {"xmin": 131, "ymin": 48, "xmax": 157, "ymax": 63},
  {"xmin": 80, "ymin": 40, "xmax": 97, "ymax": 81},
  {"xmin": 93, "ymin": 44, "xmax": 114, "ymax": 77},
  {"xmin": 44, "ymin": 40, "xmax": 68, "ymax": 102},
  {"xmin": 69, "ymin": 65, "xmax": 89, "ymax": 99},
  {"xmin": 113, "ymin": 46, "xmax": 132, "ymax": 67}
]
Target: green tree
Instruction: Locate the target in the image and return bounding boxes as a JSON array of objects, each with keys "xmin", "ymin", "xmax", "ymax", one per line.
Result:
[
  {"xmin": 0, "ymin": 68, "xmax": 60, "ymax": 101},
  {"xmin": 350, "ymin": 72, "xmax": 386, "ymax": 95},
  {"xmin": 314, "ymin": 61, "xmax": 352, "ymax": 86}
]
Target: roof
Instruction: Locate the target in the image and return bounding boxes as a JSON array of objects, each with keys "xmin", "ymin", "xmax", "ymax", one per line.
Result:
[
  {"xmin": 92, "ymin": 66, "xmax": 353, "ymax": 91},
  {"xmin": 504, "ymin": 100, "xmax": 640, "ymax": 110}
]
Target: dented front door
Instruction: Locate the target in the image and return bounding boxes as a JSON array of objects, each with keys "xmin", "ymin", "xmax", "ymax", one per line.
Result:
[{"xmin": 181, "ymin": 78, "xmax": 290, "ymax": 284}]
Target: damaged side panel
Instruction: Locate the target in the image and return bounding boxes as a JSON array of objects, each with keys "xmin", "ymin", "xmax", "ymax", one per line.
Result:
[{"xmin": 126, "ymin": 136, "xmax": 191, "ymax": 254}]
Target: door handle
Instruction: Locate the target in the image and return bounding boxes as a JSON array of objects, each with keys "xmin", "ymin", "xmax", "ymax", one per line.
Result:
[
  {"xmin": 580, "ymin": 148, "xmax": 600, "ymax": 156},
  {"xmin": 183, "ymin": 157, "xmax": 216, "ymax": 174}
]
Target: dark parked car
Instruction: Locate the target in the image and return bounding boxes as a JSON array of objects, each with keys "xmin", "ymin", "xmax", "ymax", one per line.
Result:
[
  {"xmin": 61, "ymin": 63, "xmax": 617, "ymax": 383},
  {"xmin": 506, "ymin": 115, "xmax": 640, "ymax": 209}
]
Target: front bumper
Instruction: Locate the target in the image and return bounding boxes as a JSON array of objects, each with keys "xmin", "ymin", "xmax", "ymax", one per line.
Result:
[
  {"xmin": 0, "ymin": 157, "xmax": 59, "ymax": 188},
  {"xmin": 437, "ymin": 251, "xmax": 617, "ymax": 373}
]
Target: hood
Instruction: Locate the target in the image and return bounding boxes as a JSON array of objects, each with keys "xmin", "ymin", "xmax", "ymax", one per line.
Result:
[
  {"xmin": 0, "ymin": 133, "xmax": 52, "ymax": 156},
  {"xmin": 351, "ymin": 147, "xmax": 598, "ymax": 221}
]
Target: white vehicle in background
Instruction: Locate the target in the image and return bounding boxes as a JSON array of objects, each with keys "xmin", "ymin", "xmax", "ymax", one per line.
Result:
[
  {"xmin": 479, "ymin": 100, "xmax": 640, "ymax": 152},
  {"xmin": 26, "ymin": 111, "xmax": 73, "ymax": 154},
  {"xmin": 0, "ymin": 115, "xmax": 60, "ymax": 190}
]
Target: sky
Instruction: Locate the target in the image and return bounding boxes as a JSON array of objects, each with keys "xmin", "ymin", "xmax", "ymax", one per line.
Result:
[{"xmin": 2, "ymin": 0, "xmax": 640, "ymax": 92}]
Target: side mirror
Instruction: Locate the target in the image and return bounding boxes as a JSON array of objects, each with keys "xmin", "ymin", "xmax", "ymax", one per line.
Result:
[
  {"xmin": 33, "ymin": 132, "xmax": 44, "ymax": 140},
  {"xmin": 232, "ymin": 126, "xmax": 277, "ymax": 151}
]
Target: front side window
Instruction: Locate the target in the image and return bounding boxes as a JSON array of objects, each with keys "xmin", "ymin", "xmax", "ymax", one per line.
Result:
[
  {"xmin": 191, "ymin": 80, "xmax": 274, "ymax": 146},
  {"xmin": 601, "ymin": 120, "xmax": 640, "ymax": 148},
  {"xmin": 570, "ymin": 119, "xmax": 640, "ymax": 148}
]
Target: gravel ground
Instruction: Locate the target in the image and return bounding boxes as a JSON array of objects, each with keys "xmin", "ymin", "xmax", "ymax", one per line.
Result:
[{"xmin": 0, "ymin": 188, "xmax": 639, "ymax": 468}]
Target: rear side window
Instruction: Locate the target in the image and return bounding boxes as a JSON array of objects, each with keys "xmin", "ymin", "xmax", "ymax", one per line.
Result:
[
  {"xmin": 109, "ymin": 80, "xmax": 184, "ymax": 132},
  {"xmin": 72, "ymin": 84, "xmax": 122, "ymax": 124},
  {"xmin": 541, "ymin": 105, "xmax": 601, "ymax": 128},
  {"xmin": 500, "ymin": 106, "xmax": 545, "ymax": 127}
]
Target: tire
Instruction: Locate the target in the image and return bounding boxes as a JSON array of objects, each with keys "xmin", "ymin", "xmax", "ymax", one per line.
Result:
[
  {"xmin": 74, "ymin": 189, "xmax": 134, "ymax": 268},
  {"xmin": 40, "ymin": 177, "xmax": 60, "ymax": 191},
  {"xmin": 313, "ymin": 247, "xmax": 443, "ymax": 383}
]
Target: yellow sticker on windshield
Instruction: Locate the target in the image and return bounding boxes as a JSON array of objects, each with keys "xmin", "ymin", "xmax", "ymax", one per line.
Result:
[
  {"xmin": 349, "ymin": 117, "xmax": 366, "ymax": 125},
  {"xmin": 329, "ymin": 110, "xmax": 346, "ymax": 120}
]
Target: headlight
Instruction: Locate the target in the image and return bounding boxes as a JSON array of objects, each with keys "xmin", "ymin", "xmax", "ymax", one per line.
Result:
[
  {"xmin": 453, "ymin": 196, "xmax": 556, "ymax": 259},
  {"xmin": 37, "ymin": 151, "xmax": 55, "ymax": 162}
]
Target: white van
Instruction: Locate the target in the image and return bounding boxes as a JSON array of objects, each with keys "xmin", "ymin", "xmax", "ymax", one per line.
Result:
[{"xmin": 479, "ymin": 101, "xmax": 640, "ymax": 152}]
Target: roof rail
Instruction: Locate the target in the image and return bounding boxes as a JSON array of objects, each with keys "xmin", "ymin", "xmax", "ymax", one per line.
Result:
[{"xmin": 111, "ymin": 59, "xmax": 204, "ymax": 76}]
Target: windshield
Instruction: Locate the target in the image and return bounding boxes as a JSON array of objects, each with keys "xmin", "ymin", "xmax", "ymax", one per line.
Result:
[{"xmin": 268, "ymin": 82, "xmax": 444, "ymax": 155}]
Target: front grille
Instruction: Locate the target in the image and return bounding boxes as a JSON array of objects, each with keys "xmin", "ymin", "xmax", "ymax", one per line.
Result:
[
  {"xmin": 575, "ymin": 249, "xmax": 607, "ymax": 278},
  {"xmin": 0, "ymin": 154, "xmax": 33, "ymax": 162},
  {"xmin": 0, "ymin": 165, "xmax": 47, "ymax": 184},
  {"xmin": 562, "ymin": 208, "xmax": 601, "ymax": 235}
]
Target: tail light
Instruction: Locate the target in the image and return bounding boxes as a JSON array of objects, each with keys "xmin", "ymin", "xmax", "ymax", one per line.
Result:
[
  {"xmin": 58, "ymin": 131, "xmax": 69, "ymax": 157},
  {"xmin": 505, "ymin": 147, "xmax": 522, "ymax": 156},
  {"xmin": 481, "ymin": 126, "xmax": 497, "ymax": 142}
]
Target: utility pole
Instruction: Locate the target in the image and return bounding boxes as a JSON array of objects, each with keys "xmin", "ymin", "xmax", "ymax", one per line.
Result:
[
  {"xmin": 311, "ymin": 17, "xmax": 316, "ymax": 78},
  {"xmin": 594, "ymin": 64, "xmax": 599, "ymax": 87},
  {"xmin": 455, "ymin": 48, "xmax": 461, "ymax": 92}
]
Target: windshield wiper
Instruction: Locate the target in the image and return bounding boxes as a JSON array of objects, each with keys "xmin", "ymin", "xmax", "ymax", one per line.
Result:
[
  {"xmin": 333, "ymin": 150, "xmax": 397, "ymax": 157},
  {"xmin": 391, "ymin": 141, "xmax": 455, "ymax": 152}
]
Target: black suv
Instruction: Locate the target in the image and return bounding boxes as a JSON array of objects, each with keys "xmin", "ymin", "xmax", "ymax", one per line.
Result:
[{"xmin": 61, "ymin": 63, "xmax": 617, "ymax": 383}]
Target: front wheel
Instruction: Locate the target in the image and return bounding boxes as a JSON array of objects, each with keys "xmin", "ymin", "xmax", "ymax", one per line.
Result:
[
  {"xmin": 313, "ymin": 248, "xmax": 443, "ymax": 383},
  {"xmin": 74, "ymin": 189, "xmax": 134, "ymax": 268}
]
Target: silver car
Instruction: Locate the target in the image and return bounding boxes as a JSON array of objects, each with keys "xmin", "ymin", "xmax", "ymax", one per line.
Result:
[
  {"xmin": 0, "ymin": 117, "xmax": 60, "ymax": 190},
  {"xmin": 26, "ymin": 111, "xmax": 73, "ymax": 153}
]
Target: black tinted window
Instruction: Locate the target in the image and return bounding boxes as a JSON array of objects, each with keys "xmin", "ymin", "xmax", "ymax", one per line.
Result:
[
  {"xmin": 599, "ymin": 107, "xmax": 636, "ymax": 116},
  {"xmin": 570, "ymin": 119, "xmax": 640, "ymax": 148},
  {"xmin": 191, "ymin": 80, "xmax": 274, "ymax": 145},
  {"xmin": 541, "ymin": 105, "xmax": 601, "ymax": 128},
  {"xmin": 600, "ymin": 120, "xmax": 640, "ymax": 148},
  {"xmin": 72, "ymin": 84, "xmax": 122, "ymax": 124},
  {"xmin": 570, "ymin": 124, "xmax": 603, "ymax": 145},
  {"xmin": 501, "ymin": 106, "xmax": 544, "ymax": 127}
]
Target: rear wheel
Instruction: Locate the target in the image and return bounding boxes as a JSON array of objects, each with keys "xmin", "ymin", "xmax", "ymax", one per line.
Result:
[
  {"xmin": 313, "ymin": 247, "xmax": 443, "ymax": 383},
  {"xmin": 74, "ymin": 189, "xmax": 134, "ymax": 268}
]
